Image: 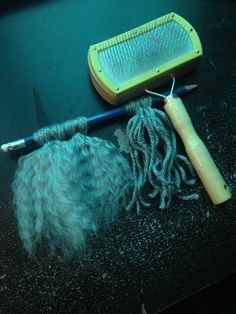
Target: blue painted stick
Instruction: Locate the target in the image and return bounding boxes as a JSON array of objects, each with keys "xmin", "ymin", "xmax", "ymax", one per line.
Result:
[{"xmin": 0, "ymin": 85, "xmax": 197, "ymax": 152}]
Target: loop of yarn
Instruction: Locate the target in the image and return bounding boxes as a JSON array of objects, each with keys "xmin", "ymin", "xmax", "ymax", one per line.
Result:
[
  {"xmin": 33, "ymin": 116, "xmax": 88, "ymax": 146},
  {"xmin": 125, "ymin": 96, "xmax": 152, "ymax": 116},
  {"xmin": 126, "ymin": 97, "xmax": 199, "ymax": 213}
]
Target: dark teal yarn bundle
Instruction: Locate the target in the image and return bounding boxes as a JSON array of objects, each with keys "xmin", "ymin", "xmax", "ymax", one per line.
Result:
[
  {"xmin": 126, "ymin": 96, "xmax": 198, "ymax": 213},
  {"xmin": 12, "ymin": 97, "xmax": 198, "ymax": 258}
]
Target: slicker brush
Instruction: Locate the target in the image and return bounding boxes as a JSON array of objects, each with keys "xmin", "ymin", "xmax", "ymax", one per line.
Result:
[{"xmin": 88, "ymin": 12, "xmax": 203, "ymax": 105}]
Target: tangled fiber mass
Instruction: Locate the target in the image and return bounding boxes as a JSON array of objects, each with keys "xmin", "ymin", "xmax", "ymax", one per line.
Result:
[{"xmin": 13, "ymin": 133, "xmax": 133, "ymax": 257}]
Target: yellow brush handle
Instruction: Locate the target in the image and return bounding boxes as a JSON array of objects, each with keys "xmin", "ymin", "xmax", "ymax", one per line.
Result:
[{"xmin": 164, "ymin": 94, "xmax": 232, "ymax": 205}]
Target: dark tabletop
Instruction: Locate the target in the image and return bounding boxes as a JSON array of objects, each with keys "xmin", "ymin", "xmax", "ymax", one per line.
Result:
[{"xmin": 0, "ymin": 1, "xmax": 236, "ymax": 313}]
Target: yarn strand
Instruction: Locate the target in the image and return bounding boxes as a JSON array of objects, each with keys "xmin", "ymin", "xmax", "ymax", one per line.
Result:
[{"xmin": 126, "ymin": 96, "xmax": 199, "ymax": 211}]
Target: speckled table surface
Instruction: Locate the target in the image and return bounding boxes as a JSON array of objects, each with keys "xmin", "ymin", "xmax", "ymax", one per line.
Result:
[{"xmin": 0, "ymin": 1, "xmax": 236, "ymax": 313}]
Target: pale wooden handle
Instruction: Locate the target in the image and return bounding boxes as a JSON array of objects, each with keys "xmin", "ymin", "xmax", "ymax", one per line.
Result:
[{"xmin": 164, "ymin": 95, "xmax": 231, "ymax": 205}]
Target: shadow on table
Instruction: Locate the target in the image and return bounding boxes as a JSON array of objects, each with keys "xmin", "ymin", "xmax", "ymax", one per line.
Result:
[{"xmin": 0, "ymin": 0, "xmax": 58, "ymax": 17}]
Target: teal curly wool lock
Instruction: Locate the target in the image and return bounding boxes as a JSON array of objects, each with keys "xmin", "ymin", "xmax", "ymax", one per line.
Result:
[{"xmin": 13, "ymin": 123, "xmax": 133, "ymax": 258}]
